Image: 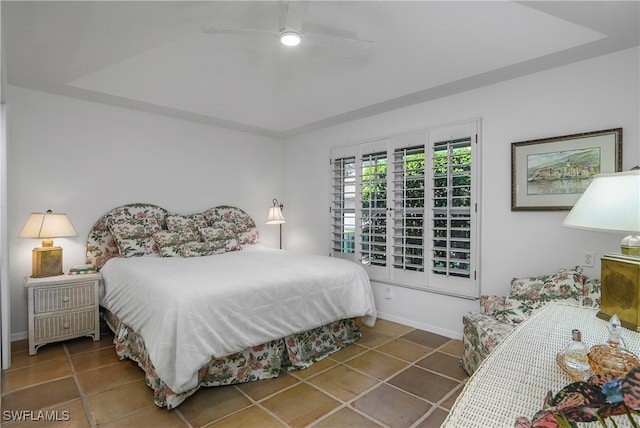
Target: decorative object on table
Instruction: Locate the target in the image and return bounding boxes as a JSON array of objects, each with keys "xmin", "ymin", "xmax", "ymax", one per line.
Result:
[
  {"xmin": 560, "ymin": 329, "xmax": 591, "ymax": 381},
  {"xmin": 556, "ymin": 315, "xmax": 639, "ymax": 382},
  {"xmin": 515, "ymin": 366, "xmax": 640, "ymax": 428},
  {"xmin": 607, "ymin": 314, "xmax": 629, "ymax": 349},
  {"xmin": 265, "ymin": 198, "xmax": 286, "ymax": 249},
  {"xmin": 556, "ymin": 353, "xmax": 592, "ymax": 382},
  {"xmin": 563, "ymin": 168, "xmax": 640, "ymax": 330},
  {"xmin": 19, "ymin": 210, "xmax": 78, "ymax": 278},
  {"xmin": 69, "ymin": 264, "xmax": 98, "ymax": 275},
  {"xmin": 511, "ymin": 128, "xmax": 622, "ymax": 211},
  {"xmin": 588, "ymin": 315, "xmax": 639, "ymax": 378}
]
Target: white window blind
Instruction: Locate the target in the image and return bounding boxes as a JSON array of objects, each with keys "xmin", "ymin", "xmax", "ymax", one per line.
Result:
[
  {"xmin": 360, "ymin": 150, "xmax": 388, "ymax": 269},
  {"xmin": 431, "ymin": 138, "xmax": 472, "ymax": 278},
  {"xmin": 331, "ymin": 156, "xmax": 356, "ymax": 260},
  {"xmin": 330, "ymin": 119, "xmax": 480, "ymax": 298}
]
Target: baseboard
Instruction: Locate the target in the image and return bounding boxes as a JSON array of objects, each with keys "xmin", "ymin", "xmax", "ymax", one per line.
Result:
[
  {"xmin": 376, "ymin": 311, "xmax": 463, "ymax": 341},
  {"xmin": 11, "ymin": 331, "xmax": 28, "ymax": 342}
]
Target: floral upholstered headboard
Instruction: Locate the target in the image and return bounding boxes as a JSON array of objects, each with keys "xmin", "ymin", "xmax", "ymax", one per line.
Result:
[{"xmin": 86, "ymin": 203, "xmax": 260, "ymax": 269}]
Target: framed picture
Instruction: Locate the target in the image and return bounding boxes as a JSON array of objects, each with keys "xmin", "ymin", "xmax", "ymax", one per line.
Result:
[{"xmin": 511, "ymin": 128, "xmax": 622, "ymax": 211}]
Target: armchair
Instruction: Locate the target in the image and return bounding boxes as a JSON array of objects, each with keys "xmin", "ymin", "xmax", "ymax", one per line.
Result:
[{"xmin": 461, "ymin": 267, "xmax": 601, "ymax": 375}]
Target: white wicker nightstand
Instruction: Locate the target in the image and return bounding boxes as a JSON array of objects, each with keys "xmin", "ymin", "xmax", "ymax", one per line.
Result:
[{"xmin": 24, "ymin": 273, "xmax": 101, "ymax": 355}]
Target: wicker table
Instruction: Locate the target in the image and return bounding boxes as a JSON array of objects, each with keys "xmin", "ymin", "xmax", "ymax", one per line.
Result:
[{"xmin": 444, "ymin": 302, "xmax": 640, "ymax": 427}]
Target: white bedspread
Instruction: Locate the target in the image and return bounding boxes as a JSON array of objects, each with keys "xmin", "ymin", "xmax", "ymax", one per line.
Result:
[{"xmin": 100, "ymin": 245, "xmax": 376, "ymax": 393}]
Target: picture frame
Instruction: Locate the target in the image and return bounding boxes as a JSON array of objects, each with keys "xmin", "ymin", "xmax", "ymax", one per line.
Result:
[{"xmin": 511, "ymin": 128, "xmax": 622, "ymax": 211}]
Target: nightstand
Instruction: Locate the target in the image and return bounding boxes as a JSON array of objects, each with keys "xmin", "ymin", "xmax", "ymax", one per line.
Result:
[{"xmin": 24, "ymin": 273, "xmax": 101, "ymax": 355}]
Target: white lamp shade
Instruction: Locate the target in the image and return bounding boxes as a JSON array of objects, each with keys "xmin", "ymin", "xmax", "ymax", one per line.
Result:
[
  {"xmin": 280, "ymin": 30, "xmax": 302, "ymax": 47},
  {"xmin": 266, "ymin": 206, "xmax": 286, "ymax": 224},
  {"xmin": 563, "ymin": 170, "xmax": 640, "ymax": 234},
  {"xmin": 19, "ymin": 211, "xmax": 78, "ymax": 239}
]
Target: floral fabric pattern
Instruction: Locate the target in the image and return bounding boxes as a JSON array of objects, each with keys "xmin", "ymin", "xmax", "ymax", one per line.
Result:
[
  {"xmin": 181, "ymin": 241, "xmax": 225, "ymax": 257},
  {"xmin": 103, "ymin": 310, "xmax": 360, "ymax": 409},
  {"xmin": 86, "ymin": 204, "xmax": 260, "ymax": 268},
  {"xmin": 153, "ymin": 230, "xmax": 198, "ymax": 257},
  {"xmin": 479, "ymin": 295, "xmax": 506, "ymax": 318},
  {"xmin": 109, "ymin": 218, "xmax": 162, "ymax": 258},
  {"xmin": 508, "ymin": 266, "xmax": 585, "ymax": 305},
  {"xmin": 461, "ymin": 311, "xmax": 515, "ymax": 375},
  {"xmin": 203, "ymin": 206, "xmax": 260, "ymax": 245},
  {"xmin": 198, "ymin": 227, "xmax": 226, "ymax": 243},
  {"xmin": 462, "ymin": 267, "xmax": 601, "ymax": 376},
  {"xmin": 166, "ymin": 214, "xmax": 208, "ymax": 241},
  {"xmin": 199, "ymin": 227, "xmax": 241, "ymax": 252},
  {"xmin": 86, "ymin": 204, "xmax": 170, "ymax": 268},
  {"xmin": 516, "ymin": 367, "xmax": 640, "ymax": 427}
]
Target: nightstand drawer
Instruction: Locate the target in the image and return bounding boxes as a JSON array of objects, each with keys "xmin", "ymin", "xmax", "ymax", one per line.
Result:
[
  {"xmin": 34, "ymin": 309, "xmax": 96, "ymax": 341},
  {"xmin": 33, "ymin": 282, "xmax": 95, "ymax": 314}
]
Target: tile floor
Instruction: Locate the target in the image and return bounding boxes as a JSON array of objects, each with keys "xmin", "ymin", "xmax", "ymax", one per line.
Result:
[{"xmin": 1, "ymin": 319, "xmax": 467, "ymax": 427}]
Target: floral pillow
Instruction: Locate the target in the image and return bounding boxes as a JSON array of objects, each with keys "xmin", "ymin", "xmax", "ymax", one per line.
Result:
[
  {"xmin": 109, "ymin": 218, "xmax": 162, "ymax": 258},
  {"xmin": 181, "ymin": 241, "xmax": 225, "ymax": 258},
  {"xmin": 501, "ymin": 298, "xmax": 546, "ymax": 325},
  {"xmin": 199, "ymin": 227, "xmax": 241, "ymax": 252},
  {"xmin": 153, "ymin": 230, "xmax": 198, "ymax": 257},
  {"xmin": 205, "ymin": 206, "xmax": 260, "ymax": 245},
  {"xmin": 508, "ymin": 266, "xmax": 585, "ymax": 305},
  {"xmin": 479, "ymin": 295, "xmax": 506, "ymax": 318},
  {"xmin": 480, "ymin": 295, "xmax": 546, "ymax": 325},
  {"xmin": 166, "ymin": 214, "xmax": 208, "ymax": 241}
]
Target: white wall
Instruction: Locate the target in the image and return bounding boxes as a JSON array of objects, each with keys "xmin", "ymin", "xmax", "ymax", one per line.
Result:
[
  {"xmin": 6, "ymin": 48, "xmax": 639, "ymax": 341},
  {"xmin": 7, "ymin": 86, "xmax": 285, "ymax": 339},
  {"xmin": 283, "ymin": 47, "xmax": 640, "ymax": 339}
]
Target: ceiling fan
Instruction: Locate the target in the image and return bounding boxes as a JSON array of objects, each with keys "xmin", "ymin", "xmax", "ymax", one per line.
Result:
[{"xmin": 201, "ymin": 1, "xmax": 371, "ymax": 50}]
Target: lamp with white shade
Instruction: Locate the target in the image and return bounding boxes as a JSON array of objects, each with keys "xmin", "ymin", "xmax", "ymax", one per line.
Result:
[
  {"xmin": 563, "ymin": 168, "xmax": 640, "ymax": 329},
  {"xmin": 265, "ymin": 199, "xmax": 286, "ymax": 249},
  {"xmin": 19, "ymin": 210, "xmax": 78, "ymax": 278}
]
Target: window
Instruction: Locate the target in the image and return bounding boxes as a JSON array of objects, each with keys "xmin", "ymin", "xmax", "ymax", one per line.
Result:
[
  {"xmin": 330, "ymin": 120, "xmax": 481, "ymax": 298},
  {"xmin": 330, "ymin": 156, "xmax": 356, "ymax": 258}
]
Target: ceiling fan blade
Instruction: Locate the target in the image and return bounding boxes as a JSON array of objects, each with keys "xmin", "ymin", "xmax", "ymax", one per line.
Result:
[
  {"xmin": 306, "ymin": 31, "xmax": 372, "ymax": 46},
  {"xmin": 300, "ymin": 22, "xmax": 371, "ymax": 46},
  {"xmin": 280, "ymin": 0, "xmax": 309, "ymax": 31},
  {"xmin": 201, "ymin": 24, "xmax": 277, "ymax": 38}
]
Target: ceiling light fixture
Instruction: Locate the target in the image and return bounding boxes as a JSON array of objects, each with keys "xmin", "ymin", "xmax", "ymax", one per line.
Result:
[{"xmin": 280, "ymin": 29, "xmax": 302, "ymax": 47}]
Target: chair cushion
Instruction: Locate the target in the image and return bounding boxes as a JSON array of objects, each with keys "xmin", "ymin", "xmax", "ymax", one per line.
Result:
[{"xmin": 508, "ymin": 266, "xmax": 585, "ymax": 305}]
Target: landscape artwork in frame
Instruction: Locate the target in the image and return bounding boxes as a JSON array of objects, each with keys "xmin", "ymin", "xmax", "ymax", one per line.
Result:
[{"xmin": 511, "ymin": 128, "xmax": 622, "ymax": 210}]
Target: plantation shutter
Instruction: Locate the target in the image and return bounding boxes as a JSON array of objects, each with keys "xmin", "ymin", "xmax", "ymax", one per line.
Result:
[
  {"xmin": 330, "ymin": 119, "xmax": 480, "ymax": 298},
  {"xmin": 359, "ymin": 146, "xmax": 389, "ymax": 279},
  {"xmin": 390, "ymin": 132, "xmax": 427, "ymax": 286},
  {"xmin": 331, "ymin": 150, "xmax": 356, "ymax": 261},
  {"xmin": 428, "ymin": 120, "xmax": 479, "ymax": 297}
]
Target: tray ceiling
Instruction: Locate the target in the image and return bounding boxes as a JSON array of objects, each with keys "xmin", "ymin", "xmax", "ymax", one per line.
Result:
[{"xmin": 2, "ymin": 1, "xmax": 639, "ymax": 138}]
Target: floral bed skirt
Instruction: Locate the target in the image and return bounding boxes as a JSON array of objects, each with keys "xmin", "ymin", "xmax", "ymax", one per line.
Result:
[{"xmin": 103, "ymin": 309, "xmax": 361, "ymax": 408}]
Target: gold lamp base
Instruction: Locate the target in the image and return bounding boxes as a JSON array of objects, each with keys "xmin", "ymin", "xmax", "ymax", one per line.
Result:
[
  {"xmin": 31, "ymin": 246, "xmax": 64, "ymax": 278},
  {"xmin": 598, "ymin": 253, "xmax": 640, "ymax": 331}
]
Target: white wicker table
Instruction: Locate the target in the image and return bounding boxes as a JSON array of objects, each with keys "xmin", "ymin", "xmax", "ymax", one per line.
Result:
[{"xmin": 444, "ymin": 302, "xmax": 640, "ymax": 427}]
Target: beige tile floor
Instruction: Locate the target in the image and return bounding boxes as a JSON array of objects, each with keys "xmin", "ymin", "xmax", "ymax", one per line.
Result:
[{"xmin": 1, "ymin": 319, "xmax": 467, "ymax": 427}]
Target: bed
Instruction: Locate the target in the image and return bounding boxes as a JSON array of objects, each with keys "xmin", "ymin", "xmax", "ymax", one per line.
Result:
[{"xmin": 86, "ymin": 203, "xmax": 377, "ymax": 408}]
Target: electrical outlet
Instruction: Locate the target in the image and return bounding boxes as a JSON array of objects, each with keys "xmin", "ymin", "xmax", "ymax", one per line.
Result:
[
  {"xmin": 384, "ymin": 286, "xmax": 392, "ymax": 300},
  {"xmin": 583, "ymin": 251, "xmax": 595, "ymax": 268}
]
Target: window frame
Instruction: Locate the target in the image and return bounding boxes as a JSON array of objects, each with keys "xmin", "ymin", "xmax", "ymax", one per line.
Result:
[{"xmin": 330, "ymin": 119, "xmax": 481, "ymax": 298}]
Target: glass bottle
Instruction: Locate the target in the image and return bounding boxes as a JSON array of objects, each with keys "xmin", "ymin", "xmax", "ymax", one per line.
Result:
[
  {"xmin": 607, "ymin": 314, "xmax": 628, "ymax": 349},
  {"xmin": 564, "ymin": 329, "xmax": 591, "ymax": 375}
]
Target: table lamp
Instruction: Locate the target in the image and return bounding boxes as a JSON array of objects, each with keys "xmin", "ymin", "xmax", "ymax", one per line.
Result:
[
  {"xmin": 563, "ymin": 168, "xmax": 640, "ymax": 329},
  {"xmin": 265, "ymin": 199, "xmax": 286, "ymax": 249},
  {"xmin": 19, "ymin": 210, "xmax": 78, "ymax": 278}
]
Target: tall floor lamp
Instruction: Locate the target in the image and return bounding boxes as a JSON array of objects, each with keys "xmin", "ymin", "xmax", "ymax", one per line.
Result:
[
  {"xmin": 265, "ymin": 199, "xmax": 286, "ymax": 249},
  {"xmin": 563, "ymin": 168, "xmax": 640, "ymax": 329}
]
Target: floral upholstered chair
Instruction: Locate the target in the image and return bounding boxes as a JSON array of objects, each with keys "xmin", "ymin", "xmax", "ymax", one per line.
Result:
[{"xmin": 461, "ymin": 267, "xmax": 601, "ymax": 376}]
